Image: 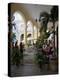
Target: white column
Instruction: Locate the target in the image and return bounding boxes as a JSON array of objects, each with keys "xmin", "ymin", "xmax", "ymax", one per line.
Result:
[
  {"xmin": 24, "ymin": 25, "xmax": 27, "ymax": 47},
  {"xmin": 36, "ymin": 26, "xmax": 38, "ymax": 40},
  {"xmin": 32, "ymin": 26, "xmax": 34, "ymax": 44}
]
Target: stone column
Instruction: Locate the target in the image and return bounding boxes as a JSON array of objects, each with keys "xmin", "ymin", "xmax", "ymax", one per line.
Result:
[
  {"xmin": 32, "ymin": 26, "xmax": 34, "ymax": 44},
  {"xmin": 37, "ymin": 21, "xmax": 41, "ymax": 37},
  {"xmin": 24, "ymin": 25, "xmax": 27, "ymax": 47},
  {"xmin": 36, "ymin": 26, "xmax": 38, "ymax": 40}
]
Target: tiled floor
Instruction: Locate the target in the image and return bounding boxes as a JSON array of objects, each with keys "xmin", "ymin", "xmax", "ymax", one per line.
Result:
[
  {"xmin": 11, "ymin": 63, "xmax": 58, "ymax": 77},
  {"xmin": 10, "ymin": 46, "xmax": 58, "ymax": 77}
]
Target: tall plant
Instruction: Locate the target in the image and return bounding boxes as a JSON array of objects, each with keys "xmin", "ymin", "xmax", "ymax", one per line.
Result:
[
  {"xmin": 8, "ymin": 15, "xmax": 16, "ymax": 47},
  {"xmin": 40, "ymin": 12, "xmax": 49, "ymax": 32},
  {"xmin": 36, "ymin": 12, "xmax": 50, "ymax": 48}
]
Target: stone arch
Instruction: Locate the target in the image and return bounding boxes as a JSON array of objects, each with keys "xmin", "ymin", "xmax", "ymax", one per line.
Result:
[
  {"xmin": 12, "ymin": 11, "xmax": 27, "ymax": 45},
  {"xmin": 27, "ymin": 20, "xmax": 34, "ymax": 45}
]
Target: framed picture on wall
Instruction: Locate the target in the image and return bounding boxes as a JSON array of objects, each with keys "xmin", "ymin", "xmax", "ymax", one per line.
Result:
[{"xmin": 8, "ymin": 3, "xmax": 58, "ymax": 77}]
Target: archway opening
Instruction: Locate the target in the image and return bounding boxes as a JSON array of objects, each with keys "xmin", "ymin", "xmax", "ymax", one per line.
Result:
[
  {"xmin": 27, "ymin": 20, "xmax": 33, "ymax": 46},
  {"xmin": 12, "ymin": 11, "xmax": 26, "ymax": 45}
]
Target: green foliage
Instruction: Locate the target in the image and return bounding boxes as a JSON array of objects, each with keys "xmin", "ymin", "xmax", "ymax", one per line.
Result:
[
  {"xmin": 12, "ymin": 47, "xmax": 24, "ymax": 65},
  {"xmin": 11, "ymin": 32, "xmax": 16, "ymax": 42},
  {"xmin": 35, "ymin": 51, "xmax": 49, "ymax": 67},
  {"xmin": 39, "ymin": 12, "xmax": 49, "ymax": 33},
  {"xmin": 35, "ymin": 7, "xmax": 58, "ymax": 66},
  {"xmin": 50, "ymin": 6, "xmax": 58, "ymax": 21},
  {"xmin": 35, "ymin": 23, "xmax": 50, "ymax": 66},
  {"xmin": 36, "ymin": 32, "xmax": 50, "ymax": 49},
  {"xmin": 12, "ymin": 47, "xmax": 20, "ymax": 65},
  {"xmin": 40, "ymin": 12, "xmax": 49, "ymax": 22}
]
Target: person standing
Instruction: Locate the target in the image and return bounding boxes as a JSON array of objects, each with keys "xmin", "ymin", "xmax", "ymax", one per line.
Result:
[
  {"xmin": 20, "ymin": 42, "xmax": 24, "ymax": 64},
  {"xmin": 14, "ymin": 40, "xmax": 20, "ymax": 66}
]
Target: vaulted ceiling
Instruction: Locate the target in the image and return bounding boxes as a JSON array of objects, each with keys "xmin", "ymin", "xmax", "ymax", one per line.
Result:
[{"xmin": 10, "ymin": 3, "xmax": 53, "ymax": 26}]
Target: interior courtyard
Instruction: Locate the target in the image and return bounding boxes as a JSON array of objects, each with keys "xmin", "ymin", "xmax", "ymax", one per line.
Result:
[{"xmin": 8, "ymin": 3, "xmax": 58, "ymax": 76}]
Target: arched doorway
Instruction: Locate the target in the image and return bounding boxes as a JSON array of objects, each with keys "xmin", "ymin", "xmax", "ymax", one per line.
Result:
[
  {"xmin": 12, "ymin": 11, "xmax": 26, "ymax": 46},
  {"xmin": 12, "ymin": 12, "xmax": 36, "ymax": 65},
  {"xmin": 27, "ymin": 20, "xmax": 34, "ymax": 45},
  {"xmin": 34, "ymin": 25, "xmax": 37, "ymax": 43}
]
